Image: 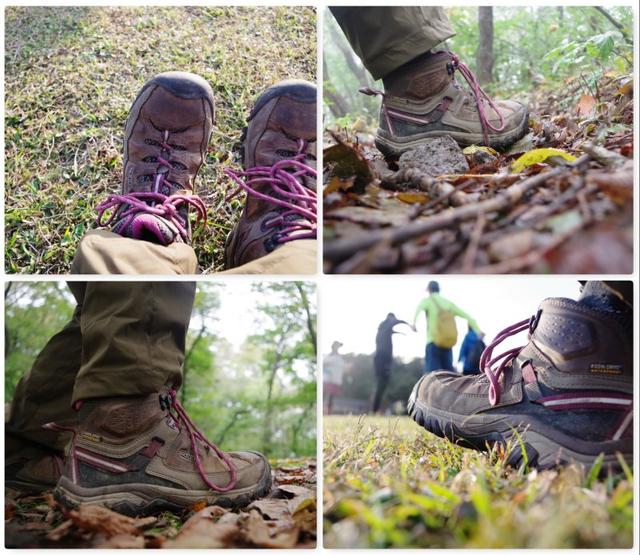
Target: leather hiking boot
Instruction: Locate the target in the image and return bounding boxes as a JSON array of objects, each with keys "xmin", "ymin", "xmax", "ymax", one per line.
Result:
[
  {"xmin": 361, "ymin": 51, "xmax": 528, "ymax": 158},
  {"xmin": 49, "ymin": 389, "xmax": 271, "ymax": 515},
  {"xmin": 5, "ymin": 442, "xmax": 63, "ymax": 495},
  {"xmin": 224, "ymin": 80, "xmax": 317, "ymax": 269},
  {"xmin": 408, "ymin": 297, "xmax": 633, "ymax": 470},
  {"xmin": 97, "ymin": 72, "xmax": 213, "ymax": 245}
]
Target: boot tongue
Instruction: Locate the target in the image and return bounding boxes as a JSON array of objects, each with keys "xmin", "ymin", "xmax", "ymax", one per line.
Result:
[
  {"xmin": 519, "ymin": 297, "xmax": 631, "ymax": 393},
  {"xmin": 121, "ymin": 213, "xmax": 183, "ymax": 245}
]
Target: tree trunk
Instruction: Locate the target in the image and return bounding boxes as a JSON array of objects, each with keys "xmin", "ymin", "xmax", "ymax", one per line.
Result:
[
  {"xmin": 294, "ymin": 283, "xmax": 316, "ymax": 356},
  {"xmin": 476, "ymin": 7, "xmax": 494, "ymax": 85}
]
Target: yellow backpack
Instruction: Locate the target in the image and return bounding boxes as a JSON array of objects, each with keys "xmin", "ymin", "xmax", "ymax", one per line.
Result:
[{"xmin": 432, "ymin": 297, "xmax": 458, "ymax": 348}]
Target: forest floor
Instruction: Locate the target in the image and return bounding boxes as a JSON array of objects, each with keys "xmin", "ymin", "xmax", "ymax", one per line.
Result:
[
  {"xmin": 323, "ymin": 73, "xmax": 633, "ymax": 274},
  {"xmin": 5, "ymin": 458, "xmax": 316, "ymax": 548},
  {"xmin": 4, "ymin": 6, "xmax": 315, "ymax": 274},
  {"xmin": 323, "ymin": 416, "xmax": 633, "ymax": 548}
]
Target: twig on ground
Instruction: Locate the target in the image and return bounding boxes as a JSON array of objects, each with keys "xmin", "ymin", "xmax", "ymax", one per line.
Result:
[{"xmin": 324, "ymin": 155, "xmax": 590, "ymax": 265}]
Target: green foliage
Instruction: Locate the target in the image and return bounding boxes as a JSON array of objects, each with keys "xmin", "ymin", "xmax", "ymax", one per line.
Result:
[
  {"xmin": 4, "ymin": 281, "xmax": 316, "ymax": 459},
  {"xmin": 4, "ymin": 282, "xmax": 75, "ymax": 398},
  {"xmin": 324, "ymin": 416, "xmax": 634, "ymax": 548}
]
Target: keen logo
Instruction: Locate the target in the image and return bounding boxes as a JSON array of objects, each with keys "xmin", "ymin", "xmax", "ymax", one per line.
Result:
[
  {"xmin": 590, "ymin": 364, "xmax": 623, "ymax": 376},
  {"xmin": 179, "ymin": 451, "xmax": 194, "ymax": 462},
  {"xmin": 80, "ymin": 432, "xmax": 102, "ymax": 443}
]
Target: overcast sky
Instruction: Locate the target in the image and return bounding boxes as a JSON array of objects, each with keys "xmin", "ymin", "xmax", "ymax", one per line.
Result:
[{"xmin": 320, "ymin": 277, "xmax": 581, "ymax": 362}]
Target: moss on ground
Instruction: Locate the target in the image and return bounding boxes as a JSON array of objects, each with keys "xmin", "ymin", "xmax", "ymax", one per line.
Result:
[{"xmin": 5, "ymin": 6, "xmax": 316, "ymax": 273}]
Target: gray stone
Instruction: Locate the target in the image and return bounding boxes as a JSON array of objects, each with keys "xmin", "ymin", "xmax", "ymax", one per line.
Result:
[{"xmin": 398, "ymin": 136, "xmax": 469, "ymax": 176}]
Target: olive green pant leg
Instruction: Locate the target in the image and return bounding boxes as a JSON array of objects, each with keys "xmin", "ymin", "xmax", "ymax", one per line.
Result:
[
  {"xmin": 330, "ymin": 6, "xmax": 456, "ymax": 80},
  {"xmin": 70, "ymin": 281, "xmax": 195, "ymax": 403},
  {"xmin": 6, "ymin": 303, "xmax": 84, "ymax": 454}
]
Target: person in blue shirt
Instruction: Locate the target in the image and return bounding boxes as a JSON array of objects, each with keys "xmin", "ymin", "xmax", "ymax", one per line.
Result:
[{"xmin": 458, "ymin": 326, "xmax": 486, "ymax": 375}]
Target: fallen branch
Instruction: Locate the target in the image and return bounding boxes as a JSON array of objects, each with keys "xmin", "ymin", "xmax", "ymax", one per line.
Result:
[{"xmin": 324, "ymin": 155, "xmax": 590, "ymax": 265}]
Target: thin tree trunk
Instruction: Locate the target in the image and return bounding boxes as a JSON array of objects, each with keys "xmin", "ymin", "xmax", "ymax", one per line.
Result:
[
  {"xmin": 594, "ymin": 6, "xmax": 633, "ymax": 45},
  {"xmin": 181, "ymin": 321, "xmax": 206, "ymax": 406},
  {"xmin": 476, "ymin": 7, "xmax": 494, "ymax": 85},
  {"xmin": 216, "ymin": 409, "xmax": 249, "ymax": 445},
  {"xmin": 262, "ymin": 340, "xmax": 284, "ymax": 456},
  {"xmin": 294, "ymin": 283, "xmax": 316, "ymax": 356}
]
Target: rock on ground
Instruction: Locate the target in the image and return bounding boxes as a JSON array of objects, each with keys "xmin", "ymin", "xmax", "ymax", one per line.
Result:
[{"xmin": 398, "ymin": 136, "xmax": 469, "ymax": 176}]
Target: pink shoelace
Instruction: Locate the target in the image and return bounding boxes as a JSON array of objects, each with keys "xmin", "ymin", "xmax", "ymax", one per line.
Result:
[
  {"xmin": 43, "ymin": 389, "xmax": 237, "ymax": 493},
  {"xmin": 449, "ymin": 53, "xmax": 506, "ymax": 146},
  {"xmin": 360, "ymin": 51, "xmax": 506, "ymax": 147},
  {"xmin": 480, "ymin": 312, "xmax": 539, "ymax": 406},
  {"xmin": 96, "ymin": 130, "xmax": 207, "ymax": 242},
  {"xmin": 224, "ymin": 139, "xmax": 317, "ymax": 244},
  {"xmin": 161, "ymin": 389, "xmax": 237, "ymax": 492}
]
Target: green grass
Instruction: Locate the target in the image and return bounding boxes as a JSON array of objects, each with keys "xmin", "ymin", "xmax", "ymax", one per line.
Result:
[
  {"xmin": 4, "ymin": 6, "xmax": 316, "ymax": 274},
  {"xmin": 324, "ymin": 415, "xmax": 633, "ymax": 548}
]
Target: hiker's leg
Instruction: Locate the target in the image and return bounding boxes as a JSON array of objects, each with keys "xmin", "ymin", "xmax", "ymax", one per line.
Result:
[
  {"xmin": 330, "ymin": 6, "xmax": 527, "ymax": 155},
  {"xmin": 220, "ymin": 239, "xmax": 316, "ymax": 275},
  {"xmin": 72, "ymin": 229, "xmax": 198, "ymax": 274},
  {"xmin": 424, "ymin": 342, "xmax": 438, "ymax": 373},
  {"xmin": 330, "ymin": 6, "xmax": 454, "ymax": 80},
  {"xmin": 372, "ymin": 373, "xmax": 390, "ymax": 413},
  {"xmin": 69, "ymin": 281, "xmax": 194, "ymax": 402},
  {"xmin": 442, "ymin": 347, "xmax": 454, "ymax": 372},
  {"xmin": 52, "ymin": 281, "xmax": 270, "ymax": 512},
  {"xmin": 6, "ymin": 305, "xmax": 83, "ymax": 455}
]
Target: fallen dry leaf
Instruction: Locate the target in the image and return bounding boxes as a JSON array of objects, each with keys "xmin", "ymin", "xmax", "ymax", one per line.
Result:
[
  {"xmin": 164, "ymin": 506, "xmax": 240, "ymax": 549},
  {"xmin": 243, "ymin": 510, "xmax": 299, "ymax": 548},
  {"xmin": 65, "ymin": 505, "xmax": 156, "ymax": 538}
]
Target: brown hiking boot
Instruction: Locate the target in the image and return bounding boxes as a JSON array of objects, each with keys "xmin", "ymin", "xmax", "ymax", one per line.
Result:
[
  {"xmin": 5, "ymin": 442, "xmax": 63, "ymax": 495},
  {"xmin": 362, "ymin": 51, "xmax": 528, "ymax": 158},
  {"xmin": 224, "ymin": 80, "xmax": 317, "ymax": 269},
  {"xmin": 97, "ymin": 72, "xmax": 213, "ymax": 245},
  {"xmin": 50, "ymin": 389, "xmax": 271, "ymax": 515},
  {"xmin": 408, "ymin": 297, "xmax": 633, "ymax": 469}
]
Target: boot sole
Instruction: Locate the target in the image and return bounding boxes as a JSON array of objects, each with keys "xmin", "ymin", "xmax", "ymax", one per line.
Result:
[
  {"xmin": 5, "ymin": 478, "xmax": 57, "ymax": 496},
  {"xmin": 54, "ymin": 457, "xmax": 272, "ymax": 516},
  {"xmin": 407, "ymin": 375, "xmax": 632, "ymax": 470},
  {"xmin": 375, "ymin": 109, "xmax": 529, "ymax": 160}
]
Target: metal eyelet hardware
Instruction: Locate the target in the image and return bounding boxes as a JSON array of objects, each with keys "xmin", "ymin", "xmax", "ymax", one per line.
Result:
[
  {"xmin": 159, "ymin": 393, "xmax": 172, "ymax": 411},
  {"xmin": 529, "ymin": 308, "xmax": 542, "ymax": 334}
]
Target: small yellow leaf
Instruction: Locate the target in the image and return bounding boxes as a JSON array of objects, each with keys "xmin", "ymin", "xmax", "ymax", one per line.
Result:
[
  {"xmin": 511, "ymin": 148, "xmax": 577, "ymax": 173},
  {"xmin": 463, "ymin": 145, "xmax": 498, "ymax": 156},
  {"xmin": 396, "ymin": 192, "xmax": 430, "ymax": 205},
  {"xmin": 323, "ymin": 176, "xmax": 354, "ymax": 196}
]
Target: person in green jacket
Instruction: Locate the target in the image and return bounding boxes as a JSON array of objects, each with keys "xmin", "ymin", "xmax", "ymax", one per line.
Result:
[{"xmin": 412, "ymin": 281, "xmax": 482, "ymax": 373}]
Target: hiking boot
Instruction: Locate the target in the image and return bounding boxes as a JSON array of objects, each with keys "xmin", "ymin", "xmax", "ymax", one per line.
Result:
[
  {"xmin": 224, "ymin": 80, "xmax": 317, "ymax": 269},
  {"xmin": 97, "ymin": 72, "xmax": 213, "ymax": 245},
  {"xmin": 361, "ymin": 51, "xmax": 528, "ymax": 158},
  {"xmin": 50, "ymin": 389, "xmax": 271, "ymax": 515},
  {"xmin": 5, "ymin": 442, "xmax": 63, "ymax": 495},
  {"xmin": 408, "ymin": 297, "xmax": 633, "ymax": 469}
]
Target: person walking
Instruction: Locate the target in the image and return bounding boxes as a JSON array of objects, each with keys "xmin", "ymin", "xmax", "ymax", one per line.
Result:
[
  {"xmin": 458, "ymin": 326, "xmax": 486, "ymax": 375},
  {"xmin": 324, "ymin": 341, "xmax": 347, "ymax": 415},
  {"xmin": 412, "ymin": 281, "xmax": 481, "ymax": 373},
  {"xmin": 372, "ymin": 313, "xmax": 410, "ymax": 413}
]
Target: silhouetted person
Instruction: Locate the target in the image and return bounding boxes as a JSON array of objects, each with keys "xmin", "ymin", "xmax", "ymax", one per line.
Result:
[{"xmin": 372, "ymin": 313, "xmax": 409, "ymax": 413}]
